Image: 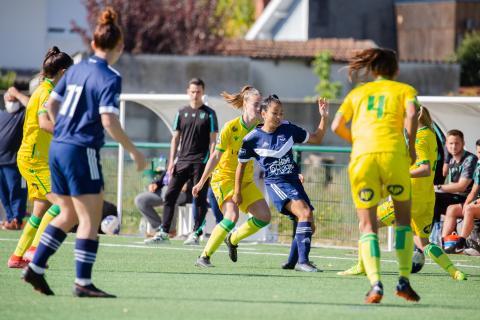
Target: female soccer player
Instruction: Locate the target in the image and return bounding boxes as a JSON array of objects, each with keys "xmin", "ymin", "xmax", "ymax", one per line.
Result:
[
  {"xmin": 237, "ymin": 95, "xmax": 329, "ymax": 272},
  {"xmin": 8, "ymin": 47, "xmax": 73, "ymax": 268},
  {"xmin": 192, "ymin": 86, "xmax": 271, "ymax": 267},
  {"xmin": 22, "ymin": 7, "xmax": 145, "ymax": 298},
  {"xmin": 332, "ymin": 47, "xmax": 420, "ymax": 303},
  {"xmin": 338, "ymin": 106, "xmax": 466, "ymax": 280}
]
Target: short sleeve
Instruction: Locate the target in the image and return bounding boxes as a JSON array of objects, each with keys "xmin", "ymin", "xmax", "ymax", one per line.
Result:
[
  {"xmin": 461, "ymin": 155, "xmax": 478, "ymax": 180},
  {"xmin": 215, "ymin": 124, "xmax": 230, "ymax": 152},
  {"xmin": 238, "ymin": 139, "xmax": 257, "ymax": 163},
  {"xmin": 172, "ymin": 111, "xmax": 181, "ymax": 132},
  {"xmin": 209, "ymin": 110, "xmax": 218, "ymax": 133},
  {"xmin": 98, "ymin": 76, "xmax": 121, "ymax": 116},
  {"xmin": 404, "ymin": 86, "xmax": 419, "ymax": 110},
  {"xmin": 50, "ymin": 74, "xmax": 67, "ymax": 102},
  {"xmin": 337, "ymin": 93, "xmax": 353, "ymax": 122},
  {"xmin": 37, "ymin": 88, "xmax": 51, "ymax": 116},
  {"xmin": 474, "ymin": 164, "xmax": 480, "ymax": 186},
  {"xmin": 289, "ymin": 123, "xmax": 309, "ymax": 144}
]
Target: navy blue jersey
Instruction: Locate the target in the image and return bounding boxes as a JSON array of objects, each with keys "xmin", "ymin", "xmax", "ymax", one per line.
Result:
[
  {"xmin": 50, "ymin": 55, "xmax": 121, "ymax": 149},
  {"xmin": 239, "ymin": 121, "xmax": 309, "ymax": 183}
]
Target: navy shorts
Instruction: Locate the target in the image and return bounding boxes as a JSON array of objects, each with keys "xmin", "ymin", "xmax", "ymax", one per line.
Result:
[
  {"xmin": 266, "ymin": 181, "xmax": 314, "ymax": 217},
  {"xmin": 49, "ymin": 141, "xmax": 104, "ymax": 196}
]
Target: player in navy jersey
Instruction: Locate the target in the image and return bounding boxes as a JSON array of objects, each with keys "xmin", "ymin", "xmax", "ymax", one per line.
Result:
[
  {"xmin": 22, "ymin": 7, "xmax": 146, "ymax": 298},
  {"xmin": 237, "ymin": 95, "xmax": 329, "ymax": 272}
]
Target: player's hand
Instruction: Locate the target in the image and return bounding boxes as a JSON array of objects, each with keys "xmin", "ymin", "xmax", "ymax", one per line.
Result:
[
  {"xmin": 318, "ymin": 97, "xmax": 329, "ymax": 118},
  {"xmin": 298, "ymin": 174, "xmax": 305, "ymax": 184},
  {"xmin": 130, "ymin": 150, "xmax": 146, "ymax": 171},
  {"xmin": 148, "ymin": 183, "xmax": 158, "ymax": 193},
  {"xmin": 232, "ymin": 192, "xmax": 242, "ymax": 206},
  {"xmin": 192, "ymin": 183, "xmax": 203, "ymax": 198},
  {"xmin": 167, "ymin": 163, "xmax": 175, "ymax": 176},
  {"xmin": 6, "ymin": 87, "xmax": 20, "ymax": 101}
]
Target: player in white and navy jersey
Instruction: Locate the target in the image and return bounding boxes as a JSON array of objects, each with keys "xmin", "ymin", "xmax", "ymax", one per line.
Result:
[
  {"xmin": 22, "ymin": 7, "xmax": 146, "ymax": 298},
  {"xmin": 237, "ymin": 95, "xmax": 329, "ymax": 272}
]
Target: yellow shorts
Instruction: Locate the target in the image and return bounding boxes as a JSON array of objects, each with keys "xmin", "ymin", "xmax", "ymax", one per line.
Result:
[
  {"xmin": 17, "ymin": 157, "xmax": 51, "ymax": 201},
  {"xmin": 210, "ymin": 178, "xmax": 264, "ymax": 213},
  {"xmin": 348, "ymin": 152, "xmax": 411, "ymax": 208},
  {"xmin": 377, "ymin": 197, "xmax": 434, "ymax": 238}
]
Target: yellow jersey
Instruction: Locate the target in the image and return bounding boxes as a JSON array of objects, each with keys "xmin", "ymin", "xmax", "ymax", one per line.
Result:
[
  {"xmin": 17, "ymin": 79, "xmax": 54, "ymax": 161},
  {"xmin": 411, "ymin": 126, "xmax": 437, "ymax": 201},
  {"xmin": 213, "ymin": 116, "xmax": 257, "ymax": 182},
  {"xmin": 337, "ymin": 79, "xmax": 418, "ymax": 158}
]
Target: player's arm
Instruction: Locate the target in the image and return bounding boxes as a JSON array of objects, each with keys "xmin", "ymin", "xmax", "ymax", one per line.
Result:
[
  {"xmin": 167, "ymin": 131, "xmax": 180, "ymax": 175},
  {"xmin": 307, "ymin": 97, "xmax": 329, "ymax": 144},
  {"xmin": 45, "ymin": 97, "xmax": 61, "ymax": 124},
  {"xmin": 404, "ymin": 101, "xmax": 418, "ymax": 165},
  {"xmin": 436, "ymin": 178, "xmax": 473, "ymax": 194},
  {"xmin": 331, "ymin": 114, "xmax": 352, "ymax": 143},
  {"xmin": 463, "ymin": 184, "xmax": 480, "ymax": 209},
  {"xmin": 7, "ymin": 87, "xmax": 29, "ymax": 106},
  {"xmin": 233, "ymin": 161, "xmax": 247, "ymax": 206},
  {"xmin": 209, "ymin": 132, "xmax": 217, "ymax": 159},
  {"xmin": 410, "ymin": 162, "xmax": 430, "ymax": 178},
  {"xmin": 192, "ymin": 149, "xmax": 224, "ymax": 197},
  {"xmin": 38, "ymin": 112, "xmax": 54, "ymax": 133},
  {"xmin": 101, "ymin": 113, "xmax": 146, "ymax": 171}
]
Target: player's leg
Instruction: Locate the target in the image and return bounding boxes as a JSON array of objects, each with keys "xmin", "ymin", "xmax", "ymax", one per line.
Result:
[
  {"xmin": 190, "ymin": 163, "xmax": 209, "ymax": 240},
  {"xmin": 456, "ymin": 203, "xmax": 480, "ymax": 251},
  {"xmin": 282, "ymin": 218, "xmax": 299, "ymax": 269}
]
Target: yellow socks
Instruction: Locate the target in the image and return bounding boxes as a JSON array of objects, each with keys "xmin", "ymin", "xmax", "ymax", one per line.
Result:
[
  {"xmin": 13, "ymin": 215, "xmax": 41, "ymax": 257},
  {"xmin": 395, "ymin": 225, "xmax": 414, "ymax": 278},
  {"xmin": 30, "ymin": 205, "xmax": 61, "ymax": 248},
  {"xmin": 424, "ymin": 243, "xmax": 466, "ymax": 279},
  {"xmin": 360, "ymin": 233, "xmax": 381, "ymax": 285},
  {"xmin": 230, "ymin": 217, "xmax": 269, "ymax": 245},
  {"xmin": 201, "ymin": 218, "xmax": 235, "ymax": 258}
]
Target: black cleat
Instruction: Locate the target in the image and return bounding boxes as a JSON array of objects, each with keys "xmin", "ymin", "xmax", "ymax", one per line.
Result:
[
  {"xmin": 224, "ymin": 233, "xmax": 238, "ymax": 262},
  {"xmin": 281, "ymin": 261, "xmax": 296, "ymax": 270},
  {"xmin": 73, "ymin": 283, "xmax": 116, "ymax": 298},
  {"xmin": 395, "ymin": 277, "xmax": 420, "ymax": 302},
  {"xmin": 365, "ymin": 281, "xmax": 384, "ymax": 304},
  {"xmin": 22, "ymin": 266, "xmax": 54, "ymax": 296},
  {"xmin": 195, "ymin": 256, "xmax": 214, "ymax": 268}
]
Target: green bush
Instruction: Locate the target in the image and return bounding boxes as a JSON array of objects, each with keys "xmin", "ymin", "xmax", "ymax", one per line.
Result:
[
  {"xmin": 0, "ymin": 71, "xmax": 16, "ymax": 90},
  {"xmin": 457, "ymin": 32, "xmax": 480, "ymax": 86}
]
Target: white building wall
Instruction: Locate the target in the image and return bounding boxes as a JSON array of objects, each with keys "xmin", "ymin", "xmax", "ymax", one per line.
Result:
[
  {"xmin": 274, "ymin": 0, "xmax": 309, "ymax": 41},
  {"xmin": 0, "ymin": 0, "xmax": 87, "ymax": 70}
]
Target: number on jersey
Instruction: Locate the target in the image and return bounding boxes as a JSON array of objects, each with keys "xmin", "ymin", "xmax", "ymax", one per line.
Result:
[{"xmin": 59, "ymin": 85, "xmax": 83, "ymax": 117}]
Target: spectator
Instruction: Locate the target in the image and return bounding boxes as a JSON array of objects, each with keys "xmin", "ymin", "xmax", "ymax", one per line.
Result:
[
  {"xmin": 144, "ymin": 78, "xmax": 218, "ymax": 246},
  {"xmin": 441, "ymin": 139, "xmax": 480, "ymax": 253},
  {"xmin": 0, "ymin": 87, "xmax": 28, "ymax": 230}
]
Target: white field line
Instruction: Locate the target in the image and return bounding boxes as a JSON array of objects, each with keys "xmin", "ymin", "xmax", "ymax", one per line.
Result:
[{"xmin": 1, "ymin": 237, "xmax": 479, "ymax": 269}]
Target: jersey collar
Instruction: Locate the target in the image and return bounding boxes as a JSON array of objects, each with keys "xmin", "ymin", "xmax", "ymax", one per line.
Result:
[
  {"xmin": 43, "ymin": 78, "xmax": 54, "ymax": 88},
  {"xmin": 239, "ymin": 116, "xmax": 257, "ymax": 131},
  {"xmin": 90, "ymin": 55, "xmax": 108, "ymax": 65}
]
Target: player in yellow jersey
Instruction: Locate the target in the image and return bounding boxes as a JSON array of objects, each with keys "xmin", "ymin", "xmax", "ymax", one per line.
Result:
[
  {"xmin": 332, "ymin": 48, "xmax": 420, "ymax": 303},
  {"xmin": 192, "ymin": 86, "xmax": 271, "ymax": 267},
  {"xmin": 7, "ymin": 47, "xmax": 73, "ymax": 268},
  {"xmin": 339, "ymin": 106, "xmax": 466, "ymax": 281}
]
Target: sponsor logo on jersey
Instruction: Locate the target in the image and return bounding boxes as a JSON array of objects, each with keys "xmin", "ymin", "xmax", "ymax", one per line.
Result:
[
  {"xmin": 423, "ymin": 223, "xmax": 432, "ymax": 235},
  {"xmin": 359, "ymin": 188, "xmax": 374, "ymax": 202},
  {"xmin": 387, "ymin": 185, "xmax": 404, "ymax": 196},
  {"xmin": 184, "ymin": 113, "xmax": 189, "ymax": 117},
  {"xmin": 232, "ymin": 126, "xmax": 238, "ymax": 132},
  {"xmin": 200, "ymin": 112, "xmax": 206, "ymax": 119}
]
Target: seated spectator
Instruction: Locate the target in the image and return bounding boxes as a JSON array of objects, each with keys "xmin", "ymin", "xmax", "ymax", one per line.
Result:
[
  {"xmin": 0, "ymin": 87, "xmax": 28, "ymax": 230},
  {"xmin": 442, "ymin": 139, "xmax": 480, "ymax": 253}
]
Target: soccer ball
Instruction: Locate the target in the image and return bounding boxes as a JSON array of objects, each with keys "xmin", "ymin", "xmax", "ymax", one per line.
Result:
[
  {"xmin": 101, "ymin": 215, "xmax": 120, "ymax": 235},
  {"xmin": 411, "ymin": 246, "xmax": 425, "ymax": 274}
]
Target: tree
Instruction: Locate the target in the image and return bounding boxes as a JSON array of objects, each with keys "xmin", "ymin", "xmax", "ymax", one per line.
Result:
[
  {"xmin": 216, "ymin": 0, "xmax": 255, "ymax": 38},
  {"xmin": 456, "ymin": 32, "xmax": 480, "ymax": 86},
  {"xmin": 311, "ymin": 51, "xmax": 342, "ymax": 100},
  {"xmin": 72, "ymin": 0, "xmax": 227, "ymax": 55}
]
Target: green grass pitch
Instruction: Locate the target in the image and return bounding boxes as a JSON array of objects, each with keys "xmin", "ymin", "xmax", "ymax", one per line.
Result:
[{"xmin": 1, "ymin": 229, "xmax": 479, "ymax": 320}]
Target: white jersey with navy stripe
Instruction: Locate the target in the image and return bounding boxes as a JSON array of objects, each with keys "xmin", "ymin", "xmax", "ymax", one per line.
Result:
[
  {"xmin": 51, "ymin": 55, "xmax": 121, "ymax": 149},
  {"xmin": 238, "ymin": 121, "xmax": 309, "ymax": 183}
]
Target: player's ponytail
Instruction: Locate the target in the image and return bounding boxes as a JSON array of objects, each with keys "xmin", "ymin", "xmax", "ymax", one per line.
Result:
[
  {"xmin": 221, "ymin": 85, "xmax": 260, "ymax": 110},
  {"xmin": 93, "ymin": 7, "xmax": 123, "ymax": 50},
  {"xmin": 42, "ymin": 46, "xmax": 73, "ymax": 79},
  {"xmin": 418, "ymin": 105, "xmax": 433, "ymax": 130},
  {"xmin": 348, "ymin": 48, "xmax": 398, "ymax": 82}
]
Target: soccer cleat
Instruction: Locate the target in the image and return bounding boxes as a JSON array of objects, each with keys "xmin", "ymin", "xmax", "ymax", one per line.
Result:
[
  {"xmin": 22, "ymin": 266, "xmax": 54, "ymax": 295},
  {"xmin": 294, "ymin": 262, "xmax": 321, "ymax": 272},
  {"xmin": 395, "ymin": 277, "xmax": 420, "ymax": 302},
  {"xmin": 23, "ymin": 246, "xmax": 37, "ymax": 263},
  {"xmin": 364, "ymin": 281, "xmax": 384, "ymax": 304},
  {"xmin": 223, "ymin": 233, "xmax": 238, "ymax": 262},
  {"xmin": 452, "ymin": 270, "xmax": 467, "ymax": 281},
  {"xmin": 195, "ymin": 256, "xmax": 214, "ymax": 268},
  {"xmin": 444, "ymin": 237, "xmax": 466, "ymax": 254},
  {"xmin": 144, "ymin": 230, "xmax": 170, "ymax": 245},
  {"xmin": 7, "ymin": 254, "xmax": 28, "ymax": 269},
  {"xmin": 2, "ymin": 219, "xmax": 21, "ymax": 230},
  {"xmin": 183, "ymin": 232, "xmax": 200, "ymax": 245},
  {"xmin": 337, "ymin": 263, "xmax": 365, "ymax": 276},
  {"xmin": 464, "ymin": 247, "xmax": 480, "ymax": 256},
  {"xmin": 73, "ymin": 283, "xmax": 116, "ymax": 298},
  {"xmin": 281, "ymin": 261, "xmax": 296, "ymax": 270}
]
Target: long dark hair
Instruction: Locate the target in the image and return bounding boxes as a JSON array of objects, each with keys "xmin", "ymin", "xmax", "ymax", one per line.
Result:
[
  {"xmin": 93, "ymin": 7, "xmax": 123, "ymax": 50},
  {"xmin": 348, "ymin": 48, "xmax": 398, "ymax": 82},
  {"xmin": 42, "ymin": 46, "xmax": 73, "ymax": 78}
]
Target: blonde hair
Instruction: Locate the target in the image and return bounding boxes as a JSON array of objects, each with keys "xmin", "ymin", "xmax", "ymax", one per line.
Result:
[
  {"xmin": 418, "ymin": 105, "xmax": 433, "ymax": 130},
  {"xmin": 221, "ymin": 85, "xmax": 260, "ymax": 110}
]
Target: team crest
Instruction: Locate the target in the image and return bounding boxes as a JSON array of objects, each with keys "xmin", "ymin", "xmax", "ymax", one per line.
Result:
[
  {"xmin": 387, "ymin": 185, "xmax": 404, "ymax": 196},
  {"xmin": 200, "ymin": 112, "xmax": 206, "ymax": 119},
  {"xmin": 184, "ymin": 113, "xmax": 189, "ymax": 117},
  {"xmin": 232, "ymin": 126, "xmax": 238, "ymax": 132},
  {"xmin": 423, "ymin": 224, "xmax": 432, "ymax": 234},
  {"xmin": 358, "ymin": 188, "xmax": 374, "ymax": 202}
]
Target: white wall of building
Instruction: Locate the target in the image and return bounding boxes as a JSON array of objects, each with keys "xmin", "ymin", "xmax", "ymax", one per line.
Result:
[
  {"xmin": 273, "ymin": 0, "xmax": 309, "ymax": 41},
  {"xmin": 0, "ymin": 0, "xmax": 87, "ymax": 70}
]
